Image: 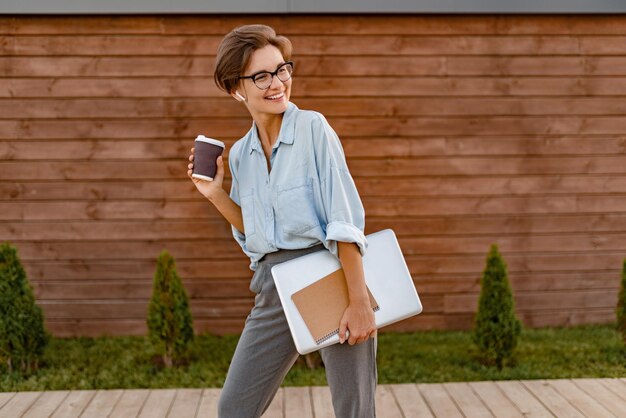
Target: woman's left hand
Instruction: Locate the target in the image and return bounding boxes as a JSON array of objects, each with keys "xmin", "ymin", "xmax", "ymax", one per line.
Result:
[{"xmin": 338, "ymin": 300, "xmax": 377, "ymax": 345}]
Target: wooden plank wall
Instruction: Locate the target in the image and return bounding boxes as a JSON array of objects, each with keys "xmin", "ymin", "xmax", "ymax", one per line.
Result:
[{"xmin": 1, "ymin": 15, "xmax": 624, "ymax": 337}]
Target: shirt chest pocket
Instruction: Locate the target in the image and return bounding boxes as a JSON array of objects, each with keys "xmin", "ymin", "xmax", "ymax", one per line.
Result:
[{"xmin": 277, "ymin": 177, "xmax": 320, "ymax": 236}]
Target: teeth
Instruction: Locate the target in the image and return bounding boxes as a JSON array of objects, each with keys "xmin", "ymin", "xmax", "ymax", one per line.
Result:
[{"xmin": 266, "ymin": 93, "xmax": 284, "ymax": 99}]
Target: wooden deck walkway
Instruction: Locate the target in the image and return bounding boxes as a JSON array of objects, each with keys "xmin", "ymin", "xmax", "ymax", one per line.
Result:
[{"xmin": 1, "ymin": 378, "xmax": 625, "ymax": 417}]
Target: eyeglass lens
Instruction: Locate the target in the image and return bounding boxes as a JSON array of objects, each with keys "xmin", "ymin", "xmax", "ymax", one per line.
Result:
[{"xmin": 253, "ymin": 63, "xmax": 293, "ymax": 89}]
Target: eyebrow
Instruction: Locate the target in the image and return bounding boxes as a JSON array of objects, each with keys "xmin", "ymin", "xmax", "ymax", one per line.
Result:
[{"xmin": 248, "ymin": 61, "xmax": 286, "ymax": 76}]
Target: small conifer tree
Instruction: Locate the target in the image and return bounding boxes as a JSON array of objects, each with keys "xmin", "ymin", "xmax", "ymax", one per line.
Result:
[
  {"xmin": 617, "ymin": 259, "xmax": 626, "ymax": 344},
  {"xmin": 0, "ymin": 242, "xmax": 51, "ymax": 374},
  {"xmin": 147, "ymin": 250, "xmax": 194, "ymax": 368},
  {"xmin": 472, "ymin": 244, "xmax": 522, "ymax": 369}
]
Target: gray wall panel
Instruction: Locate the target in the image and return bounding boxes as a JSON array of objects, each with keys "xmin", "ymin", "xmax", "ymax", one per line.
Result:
[
  {"xmin": 0, "ymin": 0, "xmax": 289, "ymax": 14},
  {"xmin": 1, "ymin": 0, "xmax": 625, "ymax": 14},
  {"xmin": 290, "ymin": 0, "xmax": 626, "ymax": 13}
]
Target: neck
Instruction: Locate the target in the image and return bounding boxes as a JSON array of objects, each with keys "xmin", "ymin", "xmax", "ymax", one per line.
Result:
[{"xmin": 252, "ymin": 110, "xmax": 284, "ymax": 149}]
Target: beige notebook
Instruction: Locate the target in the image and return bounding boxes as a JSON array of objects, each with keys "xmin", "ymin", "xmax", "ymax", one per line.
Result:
[{"xmin": 291, "ymin": 268, "xmax": 379, "ymax": 344}]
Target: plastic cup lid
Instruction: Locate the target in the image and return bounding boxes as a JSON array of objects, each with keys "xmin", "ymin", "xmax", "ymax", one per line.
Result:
[{"xmin": 195, "ymin": 135, "xmax": 225, "ymax": 148}]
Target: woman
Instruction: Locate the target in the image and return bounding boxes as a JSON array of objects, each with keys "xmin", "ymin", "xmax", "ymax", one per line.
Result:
[{"xmin": 187, "ymin": 24, "xmax": 377, "ymax": 418}]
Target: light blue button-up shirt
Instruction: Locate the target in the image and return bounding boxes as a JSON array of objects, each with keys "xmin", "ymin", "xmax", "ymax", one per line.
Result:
[{"xmin": 228, "ymin": 101, "xmax": 368, "ymax": 271}]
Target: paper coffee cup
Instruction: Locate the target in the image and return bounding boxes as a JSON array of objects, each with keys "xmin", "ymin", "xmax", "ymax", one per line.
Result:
[{"xmin": 192, "ymin": 135, "xmax": 225, "ymax": 181}]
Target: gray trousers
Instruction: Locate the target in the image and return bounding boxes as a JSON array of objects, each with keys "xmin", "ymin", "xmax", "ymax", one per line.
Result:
[{"xmin": 218, "ymin": 243, "xmax": 378, "ymax": 418}]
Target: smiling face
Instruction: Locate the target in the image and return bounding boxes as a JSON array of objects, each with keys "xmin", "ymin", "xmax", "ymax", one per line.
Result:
[{"xmin": 231, "ymin": 44, "xmax": 292, "ymax": 118}]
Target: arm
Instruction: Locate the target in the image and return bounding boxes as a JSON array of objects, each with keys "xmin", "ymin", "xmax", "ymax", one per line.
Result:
[
  {"xmin": 338, "ymin": 241, "xmax": 369, "ymax": 303},
  {"xmin": 188, "ymin": 150, "xmax": 245, "ymax": 233},
  {"xmin": 337, "ymin": 241, "xmax": 377, "ymax": 345},
  {"xmin": 208, "ymin": 187, "xmax": 245, "ymax": 234},
  {"xmin": 310, "ymin": 114, "xmax": 375, "ymax": 345}
]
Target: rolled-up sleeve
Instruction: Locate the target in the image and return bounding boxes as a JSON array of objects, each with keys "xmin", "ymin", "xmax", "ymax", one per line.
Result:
[{"xmin": 312, "ymin": 114, "xmax": 368, "ymax": 259}]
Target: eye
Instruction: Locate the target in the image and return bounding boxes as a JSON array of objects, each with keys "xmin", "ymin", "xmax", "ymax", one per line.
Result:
[{"xmin": 254, "ymin": 72, "xmax": 271, "ymax": 83}]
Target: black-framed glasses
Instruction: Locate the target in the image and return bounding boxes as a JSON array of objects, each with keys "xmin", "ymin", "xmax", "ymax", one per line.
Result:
[{"xmin": 238, "ymin": 61, "xmax": 294, "ymax": 90}]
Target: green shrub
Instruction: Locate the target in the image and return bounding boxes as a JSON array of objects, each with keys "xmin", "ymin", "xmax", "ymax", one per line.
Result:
[
  {"xmin": 472, "ymin": 244, "xmax": 522, "ymax": 369},
  {"xmin": 617, "ymin": 259, "xmax": 626, "ymax": 344},
  {"xmin": 0, "ymin": 242, "xmax": 51, "ymax": 375},
  {"xmin": 147, "ymin": 250, "xmax": 194, "ymax": 368}
]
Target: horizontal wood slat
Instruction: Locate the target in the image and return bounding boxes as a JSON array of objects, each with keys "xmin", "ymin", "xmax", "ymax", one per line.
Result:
[
  {"xmin": 4, "ymin": 117, "xmax": 626, "ymax": 139},
  {"xmin": 5, "ymin": 77, "xmax": 626, "ymax": 98},
  {"xmin": 1, "ymin": 137, "xmax": 625, "ymax": 161},
  {"xmin": 4, "ymin": 98, "xmax": 626, "ymax": 119},
  {"xmin": 5, "ymin": 215, "xmax": 626, "ymax": 242},
  {"xmin": 1, "ymin": 156, "xmax": 626, "ymax": 181},
  {"xmin": 3, "ymin": 35, "xmax": 626, "ymax": 56},
  {"xmin": 26, "ymin": 271, "xmax": 620, "ymax": 299},
  {"xmin": 5, "ymin": 233, "xmax": 626, "ymax": 258},
  {"xmin": 3, "ymin": 175, "xmax": 626, "ymax": 201},
  {"xmin": 3, "ymin": 195, "xmax": 626, "ymax": 220},
  {"xmin": 3, "ymin": 15, "xmax": 626, "ymax": 35},
  {"xmin": 31, "ymin": 280, "xmax": 253, "ymax": 299},
  {"xmin": 45, "ymin": 318, "xmax": 249, "ymax": 337},
  {"xmin": 32, "ymin": 290, "xmax": 617, "ymax": 320},
  {"xmin": 415, "ymin": 272, "xmax": 620, "ymax": 293},
  {"xmin": 38, "ymin": 299, "xmax": 255, "ymax": 319},
  {"xmin": 3, "ymin": 15, "xmax": 626, "ymax": 336},
  {"xmin": 0, "ymin": 214, "xmax": 626, "ymax": 240},
  {"xmin": 18, "ymin": 253, "xmax": 625, "ymax": 281},
  {"xmin": 4, "ymin": 56, "xmax": 626, "ymax": 77},
  {"xmin": 444, "ymin": 290, "xmax": 618, "ymax": 313},
  {"xmin": 359, "ymin": 217, "xmax": 626, "ymax": 236}
]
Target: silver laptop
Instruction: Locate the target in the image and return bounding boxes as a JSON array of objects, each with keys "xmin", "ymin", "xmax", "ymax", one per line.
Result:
[{"xmin": 271, "ymin": 229, "xmax": 423, "ymax": 355}]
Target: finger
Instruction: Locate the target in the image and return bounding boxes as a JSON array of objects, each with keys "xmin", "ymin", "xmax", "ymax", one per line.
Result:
[
  {"xmin": 339, "ymin": 321, "xmax": 348, "ymax": 344},
  {"xmin": 189, "ymin": 154, "xmax": 194, "ymax": 161},
  {"xmin": 214, "ymin": 156, "xmax": 224, "ymax": 181},
  {"xmin": 188, "ymin": 163, "xmax": 193, "ymax": 169},
  {"xmin": 339, "ymin": 324, "xmax": 346, "ymax": 344}
]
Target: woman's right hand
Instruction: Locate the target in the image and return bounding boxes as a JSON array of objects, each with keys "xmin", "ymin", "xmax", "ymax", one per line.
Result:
[{"xmin": 187, "ymin": 147, "xmax": 225, "ymax": 201}]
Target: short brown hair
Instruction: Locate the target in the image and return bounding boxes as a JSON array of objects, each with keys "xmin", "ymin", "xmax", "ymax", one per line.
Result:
[{"xmin": 214, "ymin": 24, "xmax": 293, "ymax": 94}]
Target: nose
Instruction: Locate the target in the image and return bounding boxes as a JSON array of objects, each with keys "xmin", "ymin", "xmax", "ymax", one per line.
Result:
[{"xmin": 269, "ymin": 73, "xmax": 284, "ymax": 89}]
